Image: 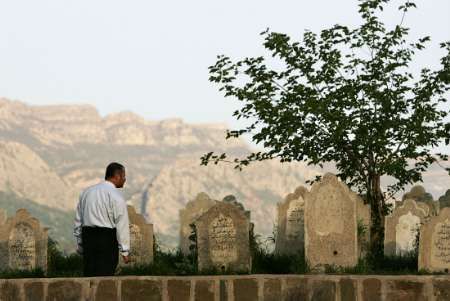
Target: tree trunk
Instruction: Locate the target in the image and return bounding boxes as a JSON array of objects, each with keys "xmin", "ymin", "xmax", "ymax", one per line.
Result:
[{"xmin": 368, "ymin": 173, "xmax": 385, "ymax": 259}]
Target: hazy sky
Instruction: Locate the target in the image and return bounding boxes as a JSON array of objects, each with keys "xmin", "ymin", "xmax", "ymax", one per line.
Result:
[{"xmin": 0, "ymin": 0, "xmax": 449, "ymax": 130}]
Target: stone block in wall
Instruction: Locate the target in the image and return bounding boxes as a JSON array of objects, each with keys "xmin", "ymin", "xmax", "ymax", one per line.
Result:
[
  {"xmin": 168, "ymin": 279, "xmax": 190, "ymax": 301},
  {"xmin": 233, "ymin": 278, "xmax": 258, "ymax": 301},
  {"xmin": 121, "ymin": 279, "xmax": 162, "ymax": 301}
]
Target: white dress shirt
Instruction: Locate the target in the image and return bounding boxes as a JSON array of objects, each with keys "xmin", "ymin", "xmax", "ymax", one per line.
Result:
[{"xmin": 74, "ymin": 181, "xmax": 130, "ymax": 256}]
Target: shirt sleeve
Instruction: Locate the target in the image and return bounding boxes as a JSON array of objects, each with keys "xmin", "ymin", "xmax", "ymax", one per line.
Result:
[
  {"xmin": 73, "ymin": 193, "xmax": 83, "ymax": 250},
  {"xmin": 113, "ymin": 193, "xmax": 130, "ymax": 256}
]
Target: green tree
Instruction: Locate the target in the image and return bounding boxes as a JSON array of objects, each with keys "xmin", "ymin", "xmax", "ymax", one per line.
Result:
[{"xmin": 201, "ymin": 0, "xmax": 450, "ymax": 257}]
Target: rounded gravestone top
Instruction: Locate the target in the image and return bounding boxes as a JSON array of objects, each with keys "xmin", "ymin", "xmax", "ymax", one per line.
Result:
[{"xmin": 222, "ymin": 195, "xmax": 245, "ymax": 212}]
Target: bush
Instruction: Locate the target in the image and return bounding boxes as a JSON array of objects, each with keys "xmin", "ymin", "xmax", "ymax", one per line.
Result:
[{"xmin": 47, "ymin": 237, "xmax": 83, "ymax": 277}]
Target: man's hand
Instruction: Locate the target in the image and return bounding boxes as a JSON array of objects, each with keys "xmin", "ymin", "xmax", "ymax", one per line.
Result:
[{"xmin": 122, "ymin": 255, "xmax": 130, "ymax": 264}]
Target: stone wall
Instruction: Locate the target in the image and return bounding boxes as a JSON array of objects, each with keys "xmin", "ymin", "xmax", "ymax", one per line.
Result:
[{"xmin": 1, "ymin": 275, "xmax": 450, "ymax": 300}]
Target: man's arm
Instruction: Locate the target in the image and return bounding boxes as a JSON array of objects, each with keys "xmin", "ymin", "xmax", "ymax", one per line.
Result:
[
  {"xmin": 113, "ymin": 194, "xmax": 131, "ymax": 258},
  {"xmin": 73, "ymin": 194, "xmax": 83, "ymax": 254}
]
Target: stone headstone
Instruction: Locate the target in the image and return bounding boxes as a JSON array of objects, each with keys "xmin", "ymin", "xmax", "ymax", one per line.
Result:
[
  {"xmin": 419, "ymin": 207, "xmax": 450, "ymax": 272},
  {"xmin": 275, "ymin": 186, "xmax": 307, "ymax": 255},
  {"xmin": 119, "ymin": 205, "xmax": 154, "ymax": 267},
  {"xmin": 0, "ymin": 209, "xmax": 48, "ymax": 272},
  {"xmin": 384, "ymin": 199, "xmax": 427, "ymax": 256},
  {"xmin": 195, "ymin": 201, "xmax": 251, "ymax": 272},
  {"xmin": 179, "ymin": 192, "xmax": 217, "ymax": 255},
  {"xmin": 304, "ymin": 173, "xmax": 358, "ymax": 269}
]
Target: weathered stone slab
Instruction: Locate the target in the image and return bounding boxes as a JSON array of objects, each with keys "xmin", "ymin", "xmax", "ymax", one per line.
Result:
[
  {"xmin": 362, "ymin": 278, "xmax": 381, "ymax": 301},
  {"xmin": 195, "ymin": 201, "xmax": 251, "ymax": 272},
  {"xmin": 385, "ymin": 199, "xmax": 427, "ymax": 256},
  {"xmin": 233, "ymin": 278, "xmax": 258, "ymax": 301},
  {"xmin": 95, "ymin": 280, "xmax": 118, "ymax": 301},
  {"xmin": 24, "ymin": 281, "xmax": 44, "ymax": 301},
  {"xmin": 121, "ymin": 279, "xmax": 162, "ymax": 301},
  {"xmin": 304, "ymin": 173, "xmax": 358, "ymax": 269},
  {"xmin": 179, "ymin": 192, "xmax": 217, "ymax": 255},
  {"xmin": 419, "ymin": 207, "xmax": 450, "ymax": 272},
  {"xmin": 340, "ymin": 278, "xmax": 356, "ymax": 301},
  {"xmin": 310, "ymin": 280, "xmax": 336, "ymax": 301},
  {"xmin": 119, "ymin": 205, "xmax": 154, "ymax": 267},
  {"xmin": 263, "ymin": 279, "xmax": 282, "ymax": 301},
  {"xmin": 385, "ymin": 280, "xmax": 426, "ymax": 301},
  {"xmin": 433, "ymin": 279, "xmax": 450, "ymax": 300},
  {"xmin": 168, "ymin": 280, "xmax": 190, "ymax": 301},
  {"xmin": 47, "ymin": 280, "xmax": 82, "ymax": 301},
  {"xmin": 0, "ymin": 209, "xmax": 48, "ymax": 272},
  {"xmin": 284, "ymin": 278, "xmax": 308, "ymax": 301},
  {"xmin": 194, "ymin": 280, "xmax": 215, "ymax": 301},
  {"xmin": 275, "ymin": 186, "xmax": 307, "ymax": 255},
  {"xmin": 0, "ymin": 281, "xmax": 20, "ymax": 301}
]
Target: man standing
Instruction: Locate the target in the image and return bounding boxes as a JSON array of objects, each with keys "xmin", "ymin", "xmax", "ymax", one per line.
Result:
[{"xmin": 74, "ymin": 162, "xmax": 130, "ymax": 276}]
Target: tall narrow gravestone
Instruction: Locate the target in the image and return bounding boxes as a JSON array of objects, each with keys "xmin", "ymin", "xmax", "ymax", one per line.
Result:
[
  {"xmin": 384, "ymin": 199, "xmax": 427, "ymax": 256},
  {"xmin": 419, "ymin": 208, "xmax": 450, "ymax": 272},
  {"xmin": 194, "ymin": 201, "xmax": 251, "ymax": 272},
  {"xmin": 0, "ymin": 209, "xmax": 48, "ymax": 272},
  {"xmin": 179, "ymin": 192, "xmax": 217, "ymax": 255},
  {"xmin": 118, "ymin": 205, "xmax": 154, "ymax": 267},
  {"xmin": 304, "ymin": 173, "xmax": 358, "ymax": 269},
  {"xmin": 275, "ymin": 186, "xmax": 307, "ymax": 255}
]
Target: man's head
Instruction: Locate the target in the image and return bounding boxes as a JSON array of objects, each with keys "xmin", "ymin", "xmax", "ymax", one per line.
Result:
[{"xmin": 105, "ymin": 162, "xmax": 126, "ymax": 188}]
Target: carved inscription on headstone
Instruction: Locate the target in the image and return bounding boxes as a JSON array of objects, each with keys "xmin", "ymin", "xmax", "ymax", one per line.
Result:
[
  {"xmin": 195, "ymin": 202, "xmax": 251, "ymax": 272},
  {"xmin": 431, "ymin": 220, "xmax": 450, "ymax": 266},
  {"xmin": 209, "ymin": 214, "xmax": 238, "ymax": 265},
  {"xmin": 129, "ymin": 224, "xmax": 143, "ymax": 261},
  {"xmin": 419, "ymin": 208, "xmax": 450, "ymax": 272},
  {"xmin": 286, "ymin": 200, "xmax": 304, "ymax": 240},
  {"xmin": 0, "ymin": 209, "xmax": 48, "ymax": 272},
  {"xmin": 8, "ymin": 223, "xmax": 36, "ymax": 270},
  {"xmin": 395, "ymin": 212, "xmax": 420, "ymax": 255},
  {"xmin": 119, "ymin": 206, "xmax": 154, "ymax": 267}
]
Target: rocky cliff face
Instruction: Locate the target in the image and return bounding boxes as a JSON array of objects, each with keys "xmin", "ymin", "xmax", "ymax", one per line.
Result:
[
  {"xmin": 0, "ymin": 97, "xmax": 448, "ymax": 250},
  {"xmin": 0, "ymin": 141, "xmax": 77, "ymax": 210}
]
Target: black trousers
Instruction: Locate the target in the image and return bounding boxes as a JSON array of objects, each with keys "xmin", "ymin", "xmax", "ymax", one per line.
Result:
[{"xmin": 81, "ymin": 226, "xmax": 119, "ymax": 277}]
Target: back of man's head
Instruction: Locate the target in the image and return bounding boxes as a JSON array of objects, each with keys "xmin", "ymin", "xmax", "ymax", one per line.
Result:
[{"xmin": 105, "ymin": 162, "xmax": 125, "ymax": 180}]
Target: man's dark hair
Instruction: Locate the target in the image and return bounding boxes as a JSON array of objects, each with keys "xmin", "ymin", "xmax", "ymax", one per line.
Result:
[{"xmin": 105, "ymin": 162, "xmax": 125, "ymax": 180}]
